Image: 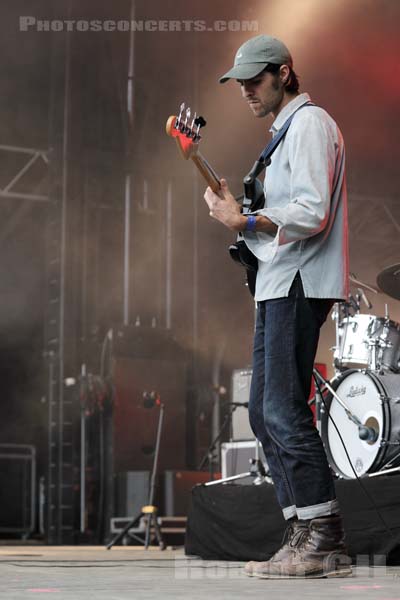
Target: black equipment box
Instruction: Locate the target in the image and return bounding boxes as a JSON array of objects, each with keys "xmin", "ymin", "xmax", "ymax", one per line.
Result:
[{"xmin": 0, "ymin": 444, "xmax": 36, "ymax": 536}]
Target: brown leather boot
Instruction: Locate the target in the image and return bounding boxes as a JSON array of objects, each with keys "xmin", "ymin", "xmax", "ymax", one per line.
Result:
[
  {"xmin": 253, "ymin": 515, "xmax": 352, "ymax": 579},
  {"xmin": 244, "ymin": 519, "xmax": 309, "ymax": 577}
]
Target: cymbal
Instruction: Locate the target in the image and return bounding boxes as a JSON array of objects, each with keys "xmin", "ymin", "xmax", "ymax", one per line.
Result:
[
  {"xmin": 377, "ymin": 263, "xmax": 400, "ymax": 300},
  {"xmin": 349, "ymin": 273, "xmax": 379, "ymax": 294}
]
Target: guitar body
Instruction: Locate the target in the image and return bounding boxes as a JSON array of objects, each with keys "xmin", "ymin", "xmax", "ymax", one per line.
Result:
[
  {"xmin": 229, "ymin": 177, "xmax": 265, "ymax": 296},
  {"xmin": 243, "ymin": 174, "xmax": 265, "ymax": 213}
]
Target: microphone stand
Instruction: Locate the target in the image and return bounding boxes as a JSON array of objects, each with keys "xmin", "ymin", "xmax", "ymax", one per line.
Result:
[
  {"xmin": 197, "ymin": 403, "xmax": 241, "ymax": 477},
  {"xmin": 106, "ymin": 400, "xmax": 165, "ymax": 550},
  {"xmin": 198, "ymin": 402, "xmax": 270, "ymax": 487}
]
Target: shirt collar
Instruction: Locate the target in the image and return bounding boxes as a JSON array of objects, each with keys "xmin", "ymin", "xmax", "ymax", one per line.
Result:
[{"xmin": 269, "ymin": 92, "xmax": 311, "ymax": 134}]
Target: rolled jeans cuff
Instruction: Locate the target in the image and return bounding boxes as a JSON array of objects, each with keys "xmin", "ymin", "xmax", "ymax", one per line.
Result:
[
  {"xmin": 296, "ymin": 499, "xmax": 340, "ymax": 520},
  {"xmin": 282, "ymin": 505, "xmax": 297, "ymax": 520}
]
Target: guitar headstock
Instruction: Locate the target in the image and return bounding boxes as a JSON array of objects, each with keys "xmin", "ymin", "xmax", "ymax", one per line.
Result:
[{"xmin": 166, "ymin": 103, "xmax": 206, "ymax": 160}]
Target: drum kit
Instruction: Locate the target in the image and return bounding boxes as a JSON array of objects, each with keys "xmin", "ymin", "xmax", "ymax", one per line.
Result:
[{"xmin": 318, "ymin": 265, "xmax": 400, "ymax": 479}]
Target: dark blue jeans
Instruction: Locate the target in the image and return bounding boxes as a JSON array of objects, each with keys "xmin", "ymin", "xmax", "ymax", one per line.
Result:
[{"xmin": 248, "ymin": 273, "xmax": 339, "ymax": 520}]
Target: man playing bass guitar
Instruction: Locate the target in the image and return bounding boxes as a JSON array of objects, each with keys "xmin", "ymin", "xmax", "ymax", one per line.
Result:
[{"xmin": 204, "ymin": 34, "xmax": 351, "ymax": 579}]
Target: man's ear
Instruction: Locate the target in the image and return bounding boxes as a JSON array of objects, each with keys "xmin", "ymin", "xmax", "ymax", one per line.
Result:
[{"xmin": 280, "ymin": 64, "xmax": 290, "ymax": 85}]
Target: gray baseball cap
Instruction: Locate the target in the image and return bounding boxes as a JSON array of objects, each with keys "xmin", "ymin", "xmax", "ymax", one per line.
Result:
[{"xmin": 219, "ymin": 34, "xmax": 293, "ymax": 83}]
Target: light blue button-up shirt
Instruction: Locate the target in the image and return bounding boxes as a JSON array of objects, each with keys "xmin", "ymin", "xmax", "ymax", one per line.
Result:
[{"xmin": 242, "ymin": 92, "xmax": 349, "ymax": 301}]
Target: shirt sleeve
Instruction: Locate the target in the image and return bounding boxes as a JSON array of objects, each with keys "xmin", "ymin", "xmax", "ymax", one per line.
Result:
[{"xmin": 243, "ymin": 111, "xmax": 338, "ymax": 262}]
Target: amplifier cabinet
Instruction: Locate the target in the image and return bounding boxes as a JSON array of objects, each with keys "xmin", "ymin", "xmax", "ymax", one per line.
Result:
[
  {"xmin": 0, "ymin": 444, "xmax": 36, "ymax": 535},
  {"xmin": 231, "ymin": 369, "xmax": 253, "ymax": 440}
]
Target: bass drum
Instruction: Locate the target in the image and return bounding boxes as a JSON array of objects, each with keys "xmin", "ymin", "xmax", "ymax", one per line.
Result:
[{"xmin": 321, "ymin": 370, "xmax": 400, "ymax": 478}]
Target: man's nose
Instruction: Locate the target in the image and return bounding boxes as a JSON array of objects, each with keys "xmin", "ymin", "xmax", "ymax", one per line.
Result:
[{"xmin": 241, "ymin": 82, "xmax": 253, "ymax": 97}]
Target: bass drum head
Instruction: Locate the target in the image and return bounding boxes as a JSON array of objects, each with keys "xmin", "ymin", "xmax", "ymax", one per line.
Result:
[{"xmin": 321, "ymin": 370, "xmax": 385, "ymax": 478}]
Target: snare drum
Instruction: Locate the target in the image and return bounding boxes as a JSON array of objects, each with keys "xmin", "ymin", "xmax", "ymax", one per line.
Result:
[{"xmin": 321, "ymin": 370, "xmax": 400, "ymax": 478}]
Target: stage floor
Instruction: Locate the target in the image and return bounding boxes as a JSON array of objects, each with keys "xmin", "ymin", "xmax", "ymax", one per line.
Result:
[{"xmin": 0, "ymin": 545, "xmax": 399, "ymax": 599}]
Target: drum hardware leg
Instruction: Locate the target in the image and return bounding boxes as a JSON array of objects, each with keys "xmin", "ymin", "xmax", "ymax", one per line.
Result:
[
  {"xmin": 377, "ymin": 445, "xmax": 400, "ymax": 477},
  {"xmin": 370, "ymin": 447, "xmax": 400, "ymax": 473},
  {"xmin": 368, "ymin": 466, "xmax": 400, "ymax": 478}
]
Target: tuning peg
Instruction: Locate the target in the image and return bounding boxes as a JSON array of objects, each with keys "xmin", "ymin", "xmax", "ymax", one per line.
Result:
[
  {"xmin": 176, "ymin": 102, "xmax": 185, "ymax": 127},
  {"xmin": 194, "ymin": 116, "xmax": 206, "ymax": 128},
  {"xmin": 194, "ymin": 115, "xmax": 206, "ymax": 137},
  {"xmin": 184, "ymin": 106, "xmax": 191, "ymax": 129},
  {"xmin": 190, "ymin": 112, "xmax": 197, "ymax": 135}
]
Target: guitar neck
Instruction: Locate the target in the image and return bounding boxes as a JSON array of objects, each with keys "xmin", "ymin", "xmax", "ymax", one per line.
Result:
[{"xmin": 191, "ymin": 152, "xmax": 220, "ymax": 193}]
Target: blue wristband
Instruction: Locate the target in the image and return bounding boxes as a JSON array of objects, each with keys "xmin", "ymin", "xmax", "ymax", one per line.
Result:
[{"xmin": 245, "ymin": 215, "xmax": 257, "ymax": 232}]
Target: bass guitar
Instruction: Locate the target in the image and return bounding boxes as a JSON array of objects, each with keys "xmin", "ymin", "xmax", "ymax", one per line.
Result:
[{"xmin": 166, "ymin": 103, "xmax": 265, "ymax": 296}]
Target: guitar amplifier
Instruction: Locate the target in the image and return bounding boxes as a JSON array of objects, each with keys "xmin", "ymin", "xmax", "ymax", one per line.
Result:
[{"xmin": 231, "ymin": 369, "xmax": 253, "ymax": 440}]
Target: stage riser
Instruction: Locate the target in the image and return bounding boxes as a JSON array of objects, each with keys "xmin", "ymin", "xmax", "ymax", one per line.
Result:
[{"xmin": 185, "ymin": 475, "xmax": 400, "ymax": 564}]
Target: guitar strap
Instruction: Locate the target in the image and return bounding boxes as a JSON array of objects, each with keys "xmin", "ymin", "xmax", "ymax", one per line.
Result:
[
  {"xmin": 230, "ymin": 100, "xmax": 316, "ymax": 297},
  {"xmin": 241, "ymin": 100, "xmax": 315, "ymax": 212},
  {"xmin": 259, "ymin": 100, "xmax": 315, "ymax": 165}
]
